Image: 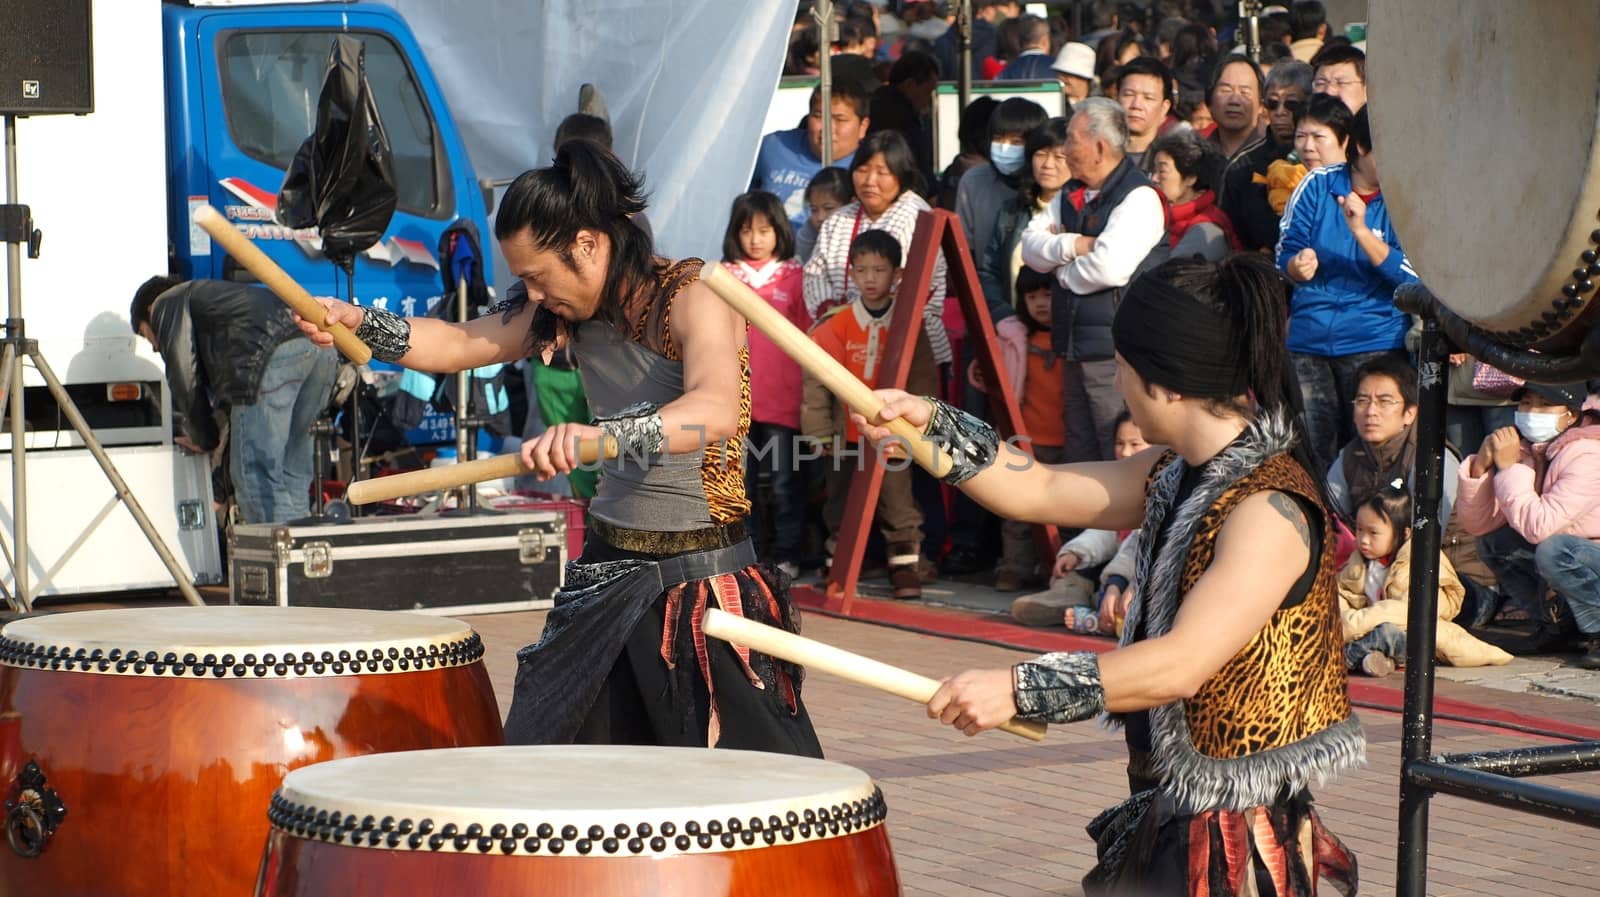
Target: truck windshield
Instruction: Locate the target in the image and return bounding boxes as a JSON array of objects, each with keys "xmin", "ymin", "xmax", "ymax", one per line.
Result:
[{"xmin": 220, "ymin": 30, "xmax": 443, "ymax": 217}]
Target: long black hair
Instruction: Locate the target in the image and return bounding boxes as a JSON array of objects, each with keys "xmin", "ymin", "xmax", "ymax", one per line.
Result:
[
  {"xmin": 1018, "ymin": 117, "xmax": 1070, "ymax": 209},
  {"xmin": 494, "ymin": 138, "xmax": 656, "ymax": 326},
  {"xmin": 1358, "ymin": 486, "xmax": 1414, "ymax": 551},
  {"xmin": 1156, "ymin": 252, "xmax": 1325, "ymax": 477},
  {"xmin": 721, "ymin": 191, "xmax": 795, "ymax": 264}
]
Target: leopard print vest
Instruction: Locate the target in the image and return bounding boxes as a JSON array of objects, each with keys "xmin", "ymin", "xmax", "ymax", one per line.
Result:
[{"xmin": 1116, "ymin": 410, "xmax": 1364, "ymax": 813}]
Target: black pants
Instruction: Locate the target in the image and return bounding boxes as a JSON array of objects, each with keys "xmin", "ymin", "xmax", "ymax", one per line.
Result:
[{"xmin": 570, "ymin": 538, "xmax": 824, "ymax": 758}]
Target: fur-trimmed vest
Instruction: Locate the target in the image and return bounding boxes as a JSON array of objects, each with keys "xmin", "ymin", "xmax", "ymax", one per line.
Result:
[{"xmin": 1118, "ymin": 412, "xmax": 1364, "ymax": 813}]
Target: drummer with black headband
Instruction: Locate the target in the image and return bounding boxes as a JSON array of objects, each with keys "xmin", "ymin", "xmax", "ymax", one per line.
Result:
[
  {"xmin": 858, "ymin": 254, "xmax": 1363, "ymax": 895},
  {"xmin": 299, "ymin": 139, "xmax": 823, "ymax": 758}
]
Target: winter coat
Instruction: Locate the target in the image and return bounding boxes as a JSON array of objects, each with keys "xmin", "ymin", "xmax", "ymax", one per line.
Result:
[
  {"xmin": 802, "ymin": 302, "xmax": 938, "ymax": 444},
  {"xmin": 1455, "ymin": 396, "xmax": 1600, "ymax": 543},
  {"xmin": 804, "ymin": 192, "xmax": 950, "ymax": 363},
  {"xmin": 1275, "ymin": 163, "xmax": 1419, "ymax": 357},
  {"xmin": 1337, "ymin": 542, "xmax": 1513, "ymax": 667},
  {"xmin": 1166, "ymin": 189, "xmax": 1239, "ymax": 261},
  {"xmin": 723, "ymin": 259, "xmax": 808, "ymax": 429},
  {"xmin": 147, "ymin": 280, "xmax": 302, "ymax": 450}
]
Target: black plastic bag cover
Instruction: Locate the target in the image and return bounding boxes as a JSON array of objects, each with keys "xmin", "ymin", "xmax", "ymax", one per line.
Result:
[{"xmin": 277, "ymin": 34, "xmax": 398, "ymax": 273}]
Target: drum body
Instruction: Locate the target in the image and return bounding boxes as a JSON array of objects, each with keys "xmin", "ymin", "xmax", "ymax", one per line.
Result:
[
  {"xmin": 0, "ymin": 607, "xmax": 503, "ymax": 897},
  {"xmin": 256, "ymin": 746, "xmax": 901, "ymax": 897},
  {"xmin": 1369, "ymin": 0, "xmax": 1600, "ymax": 348}
]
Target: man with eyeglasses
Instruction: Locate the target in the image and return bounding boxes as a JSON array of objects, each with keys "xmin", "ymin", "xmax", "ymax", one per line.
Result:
[
  {"xmin": 1219, "ymin": 60, "xmax": 1314, "ymax": 252},
  {"xmin": 1309, "ymin": 43, "xmax": 1367, "ymax": 112},
  {"xmin": 1325, "ymin": 354, "xmax": 1460, "ymax": 530}
]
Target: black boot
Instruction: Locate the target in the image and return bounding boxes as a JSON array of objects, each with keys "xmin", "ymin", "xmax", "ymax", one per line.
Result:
[
  {"xmin": 1577, "ymin": 637, "xmax": 1600, "ymax": 670},
  {"xmin": 1486, "ymin": 593, "xmax": 1581, "ymax": 655}
]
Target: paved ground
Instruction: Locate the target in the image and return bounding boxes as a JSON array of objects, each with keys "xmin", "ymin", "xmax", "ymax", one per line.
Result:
[
  {"xmin": 467, "ymin": 604, "xmax": 1600, "ymax": 897},
  {"xmin": 822, "ymin": 567, "xmax": 1600, "ymax": 704},
  {"xmin": 36, "ymin": 583, "xmax": 1599, "ymax": 895}
]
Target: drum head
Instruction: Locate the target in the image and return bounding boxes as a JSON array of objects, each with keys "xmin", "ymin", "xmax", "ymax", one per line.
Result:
[
  {"xmin": 1369, "ymin": 0, "xmax": 1600, "ymax": 345},
  {"xmin": 270, "ymin": 745, "xmax": 886, "ymax": 857},
  {"xmin": 0, "ymin": 606, "xmax": 481, "ymax": 678}
]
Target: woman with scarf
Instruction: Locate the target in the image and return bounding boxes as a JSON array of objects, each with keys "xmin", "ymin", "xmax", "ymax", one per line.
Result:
[
  {"xmin": 857, "ymin": 253, "xmax": 1361, "ymax": 895},
  {"xmin": 1149, "ymin": 130, "xmax": 1239, "ymax": 262}
]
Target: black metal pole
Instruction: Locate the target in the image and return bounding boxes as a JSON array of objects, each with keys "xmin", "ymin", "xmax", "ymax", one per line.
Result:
[
  {"xmin": 1396, "ymin": 312, "xmax": 1448, "ymax": 897},
  {"xmin": 345, "ymin": 267, "xmax": 362, "ymax": 518},
  {"xmin": 1438, "ymin": 741, "xmax": 1600, "ymax": 778},
  {"xmin": 1405, "ymin": 760, "xmax": 1600, "ymax": 828},
  {"xmin": 958, "ymin": 0, "xmax": 972, "ymax": 112}
]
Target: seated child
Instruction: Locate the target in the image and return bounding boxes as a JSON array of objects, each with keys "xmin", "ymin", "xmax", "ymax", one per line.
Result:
[
  {"xmin": 1010, "ymin": 411, "xmax": 1150, "ymax": 633},
  {"xmin": 1339, "ymin": 486, "xmax": 1514, "ymax": 676}
]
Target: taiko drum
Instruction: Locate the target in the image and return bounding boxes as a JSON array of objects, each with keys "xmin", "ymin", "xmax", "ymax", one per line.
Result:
[
  {"xmin": 255, "ymin": 745, "xmax": 902, "ymax": 896},
  {"xmin": 0, "ymin": 606, "xmax": 503, "ymax": 897}
]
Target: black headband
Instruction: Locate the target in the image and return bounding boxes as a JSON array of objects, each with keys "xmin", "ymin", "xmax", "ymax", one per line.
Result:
[{"xmin": 1112, "ymin": 273, "xmax": 1249, "ymax": 399}]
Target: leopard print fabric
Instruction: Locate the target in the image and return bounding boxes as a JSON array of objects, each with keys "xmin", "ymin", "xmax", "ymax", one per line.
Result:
[
  {"xmin": 1125, "ymin": 411, "xmax": 1363, "ymax": 814},
  {"xmin": 632, "ymin": 259, "xmax": 751, "ymax": 524},
  {"xmin": 1176, "ymin": 453, "xmax": 1352, "ymax": 759}
]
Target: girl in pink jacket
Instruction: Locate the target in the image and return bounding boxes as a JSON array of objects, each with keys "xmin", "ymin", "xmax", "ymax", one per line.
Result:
[
  {"xmin": 722, "ymin": 191, "xmax": 809, "ymax": 577},
  {"xmin": 1456, "ymin": 383, "xmax": 1600, "ymax": 664}
]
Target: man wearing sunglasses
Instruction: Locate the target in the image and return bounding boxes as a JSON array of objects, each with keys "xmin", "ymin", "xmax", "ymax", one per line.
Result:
[{"xmin": 1219, "ymin": 59, "xmax": 1314, "ymax": 252}]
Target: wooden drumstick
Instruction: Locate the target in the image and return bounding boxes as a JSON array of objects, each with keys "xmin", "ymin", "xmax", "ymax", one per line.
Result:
[
  {"xmin": 344, "ymin": 436, "xmax": 617, "ymax": 505},
  {"xmin": 191, "ymin": 204, "xmax": 373, "ymax": 365},
  {"xmin": 702, "ymin": 607, "xmax": 1047, "ymax": 742},
  {"xmin": 700, "ymin": 264, "xmax": 954, "ymax": 479}
]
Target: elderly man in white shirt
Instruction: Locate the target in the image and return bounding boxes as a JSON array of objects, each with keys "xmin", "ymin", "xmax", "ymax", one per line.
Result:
[{"xmin": 1021, "ymin": 97, "xmax": 1169, "ymax": 460}]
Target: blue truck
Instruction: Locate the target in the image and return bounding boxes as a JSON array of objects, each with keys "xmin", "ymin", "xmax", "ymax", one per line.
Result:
[{"xmin": 2, "ymin": 0, "xmax": 486, "ymax": 597}]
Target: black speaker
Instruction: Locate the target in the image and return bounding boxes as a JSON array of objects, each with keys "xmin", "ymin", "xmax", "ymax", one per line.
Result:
[{"xmin": 0, "ymin": 0, "xmax": 93, "ymax": 116}]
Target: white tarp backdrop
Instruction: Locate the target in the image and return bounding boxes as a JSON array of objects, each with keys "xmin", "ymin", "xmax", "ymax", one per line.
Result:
[{"xmin": 378, "ymin": 1, "xmax": 792, "ymax": 277}]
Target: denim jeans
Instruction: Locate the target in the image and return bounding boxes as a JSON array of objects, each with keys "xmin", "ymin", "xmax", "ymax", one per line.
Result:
[
  {"xmin": 230, "ymin": 339, "xmax": 338, "ymax": 524},
  {"xmin": 1444, "ymin": 404, "xmax": 1517, "ymax": 459},
  {"xmin": 1291, "ymin": 349, "xmax": 1410, "ymax": 470},
  {"xmin": 1475, "ymin": 525, "xmax": 1543, "ymax": 620},
  {"xmin": 1535, "ymin": 534, "xmax": 1600, "ymax": 635},
  {"xmin": 745, "ymin": 422, "xmax": 805, "ymax": 565},
  {"xmin": 1345, "ymin": 621, "xmax": 1407, "ymax": 669}
]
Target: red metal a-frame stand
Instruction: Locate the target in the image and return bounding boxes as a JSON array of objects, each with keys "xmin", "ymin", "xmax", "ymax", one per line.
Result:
[{"xmin": 824, "ymin": 209, "xmax": 1060, "ymax": 614}]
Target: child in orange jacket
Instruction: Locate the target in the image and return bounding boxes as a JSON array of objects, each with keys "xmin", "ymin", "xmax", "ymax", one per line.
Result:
[{"xmin": 800, "ymin": 230, "xmax": 937, "ymax": 599}]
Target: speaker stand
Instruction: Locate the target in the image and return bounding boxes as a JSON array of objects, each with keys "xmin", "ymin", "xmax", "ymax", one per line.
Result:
[{"xmin": 0, "ymin": 114, "xmax": 203, "ymax": 611}]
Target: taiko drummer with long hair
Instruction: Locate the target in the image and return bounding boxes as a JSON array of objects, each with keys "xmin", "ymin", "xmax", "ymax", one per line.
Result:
[
  {"xmin": 300, "ymin": 139, "xmax": 821, "ymax": 758},
  {"xmin": 857, "ymin": 254, "xmax": 1363, "ymax": 896}
]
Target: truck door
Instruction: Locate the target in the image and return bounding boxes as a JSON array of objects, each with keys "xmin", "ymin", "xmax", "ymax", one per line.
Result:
[{"xmin": 190, "ymin": 10, "xmax": 464, "ymax": 319}]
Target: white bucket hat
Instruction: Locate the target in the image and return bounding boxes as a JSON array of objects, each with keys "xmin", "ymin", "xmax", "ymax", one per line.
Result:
[{"xmin": 1051, "ymin": 42, "xmax": 1095, "ymax": 81}]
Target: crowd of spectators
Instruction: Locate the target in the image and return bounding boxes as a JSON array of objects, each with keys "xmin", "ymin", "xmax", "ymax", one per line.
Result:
[{"xmin": 660, "ymin": 1, "xmax": 1600, "ymax": 671}]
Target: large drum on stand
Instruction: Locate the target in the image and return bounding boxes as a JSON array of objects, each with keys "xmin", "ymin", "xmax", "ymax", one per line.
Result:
[
  {"xmin": 255, "ymin": 745, "xmax": 901, "ymax": 896},
  {"xmin": 1368, "ymin": 0, "xmax": 1600, "ymax": 349},
  {"xmin": 0, "ymin": 606, "xmax": 504, "ymax": 896}
]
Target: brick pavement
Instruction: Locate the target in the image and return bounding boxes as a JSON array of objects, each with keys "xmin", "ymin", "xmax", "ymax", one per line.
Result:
[{"xmin": 471, "ymin": 608, "xmax": 1598, "ymax": 897}]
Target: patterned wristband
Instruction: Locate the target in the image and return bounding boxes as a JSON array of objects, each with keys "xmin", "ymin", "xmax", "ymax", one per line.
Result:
[
  {"xmin": 352, "ymin": 306, "xmax": 412, "ymax": 363},
  {"xmin": 1013, "ymin": 651, "xmax": 1106, "ymax": 723},
  {"xmin": 595, "ymin": 401, "xmax": 666, "ymax": 457},
  {"xmin": 923, "ymin": 397, "xmax": 999, "ymax": 485}
]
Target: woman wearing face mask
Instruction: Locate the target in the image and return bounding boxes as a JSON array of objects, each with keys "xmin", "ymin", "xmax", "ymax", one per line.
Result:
[
  {"xmin": 954, "ymin": 98, "xmax": 1049, "ymax": 278},
  {"xmin": 1456, "ymin": 382, "xmax": 1600, "ymax": 663},
  {"xmin": 978, "ymin": 118, "xmax": 1071, "ymax": 347}
]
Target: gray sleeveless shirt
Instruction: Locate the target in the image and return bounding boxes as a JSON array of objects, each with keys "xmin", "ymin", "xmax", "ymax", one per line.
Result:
[{"xmin": 571, "ymin": 320, "xmax": 715, "ymax": 532}]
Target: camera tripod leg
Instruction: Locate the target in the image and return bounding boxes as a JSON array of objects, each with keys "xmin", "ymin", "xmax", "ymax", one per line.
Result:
[
  {"xmin": 26, "ymin": 348, "xmax": 204, "ymax": 607},
  {"xmin": 0, "ymin": 340, "xmax": 27, "ymax": 613}
]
